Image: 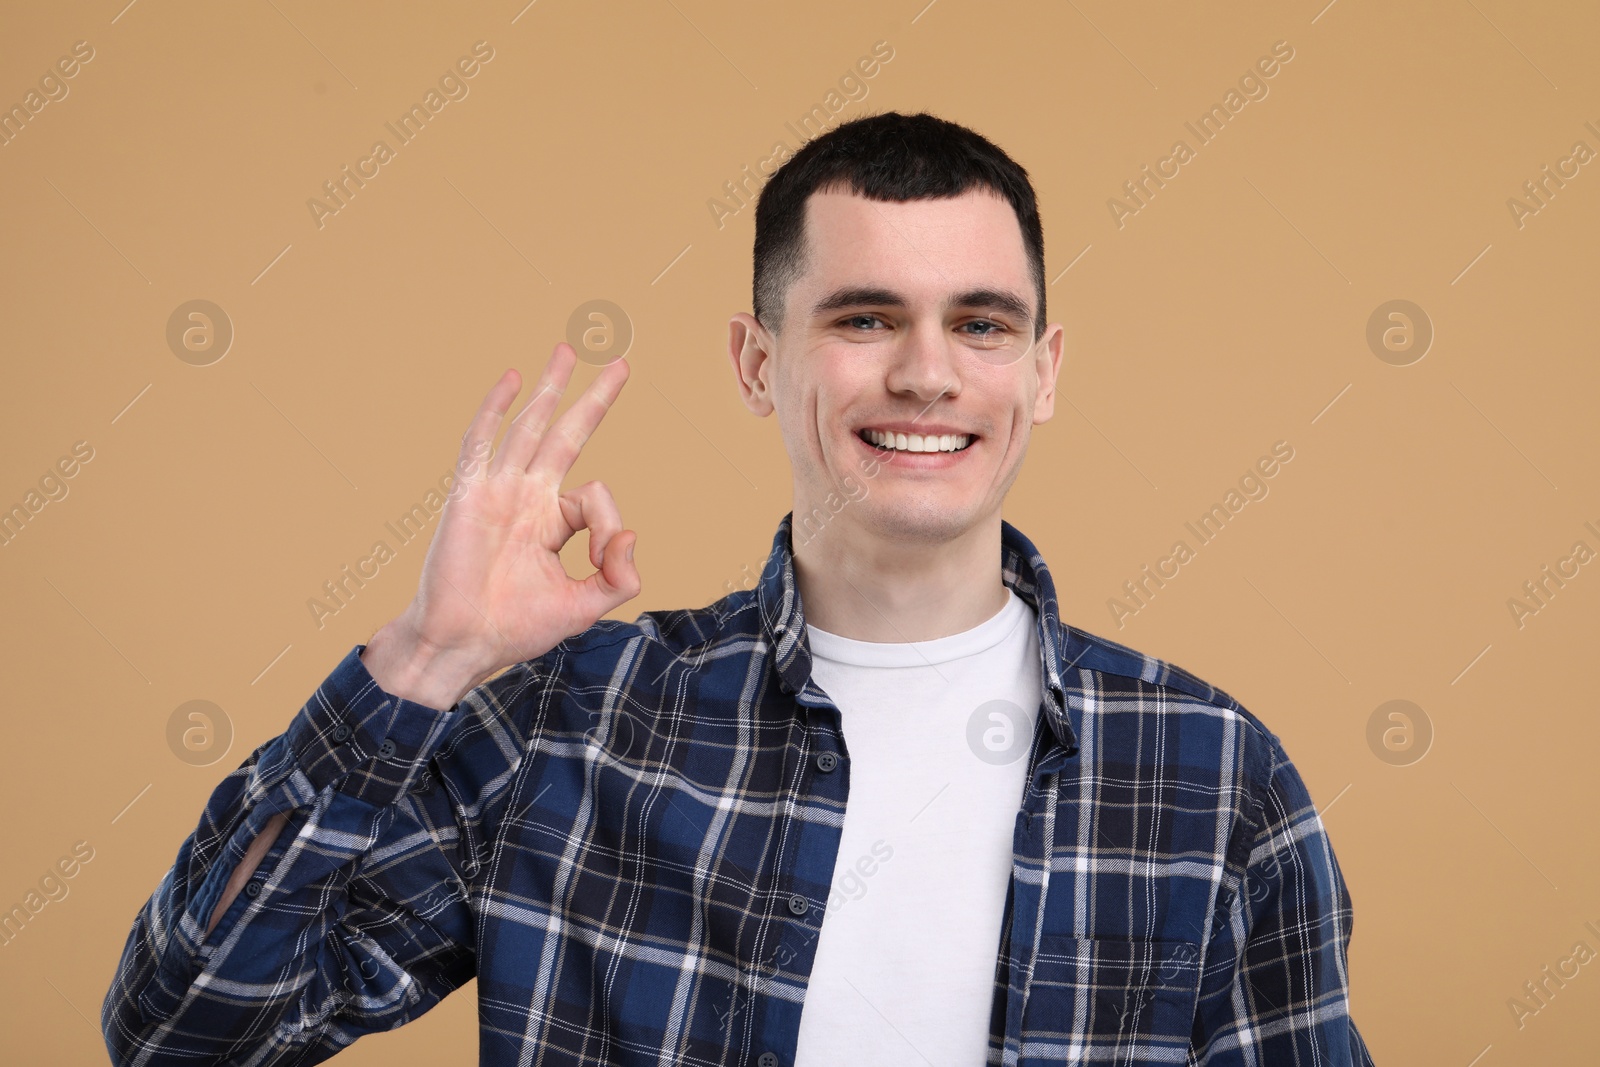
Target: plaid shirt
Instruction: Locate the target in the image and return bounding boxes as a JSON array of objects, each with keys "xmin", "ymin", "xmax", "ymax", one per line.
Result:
[{"xmin": 103, "ymin": 512, "xmax": 1375, "ymax": 1066}]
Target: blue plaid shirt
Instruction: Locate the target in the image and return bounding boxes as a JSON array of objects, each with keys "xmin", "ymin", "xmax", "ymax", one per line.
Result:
[{"xmin": 103, "ymin": 512, "xmax": 1375, "ymax": 1066}]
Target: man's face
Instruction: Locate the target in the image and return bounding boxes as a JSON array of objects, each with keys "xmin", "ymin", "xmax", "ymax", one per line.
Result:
[{"xmin": 728, "ymin": 187, "xmax": 1064, "ymax": 548}]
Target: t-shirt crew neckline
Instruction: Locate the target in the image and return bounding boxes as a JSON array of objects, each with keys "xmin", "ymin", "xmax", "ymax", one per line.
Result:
[{"xmin": 804, "ymin": 586, "xmax": 1029, "ymax": 668}]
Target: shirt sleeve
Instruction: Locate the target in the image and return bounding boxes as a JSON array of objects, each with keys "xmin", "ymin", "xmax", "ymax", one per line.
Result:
[
  {"xmin": 100, "ymin": 644, "xmax": 527, "ymax": 1066},
  {"xmin": 1190, "ymin": 728, "xmax": 1378, "ymax": 1066}
]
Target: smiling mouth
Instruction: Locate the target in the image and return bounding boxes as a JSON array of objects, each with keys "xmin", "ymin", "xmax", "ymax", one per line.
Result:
[{"xmin": 857, "ymin": 428, "xmax": 975, "ymax": 453}]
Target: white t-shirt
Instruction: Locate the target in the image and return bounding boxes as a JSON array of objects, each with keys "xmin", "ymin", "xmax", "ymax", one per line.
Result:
[{"xmin": 792, "ymin": 586, "xmax": 1042, "ymax": 1066}]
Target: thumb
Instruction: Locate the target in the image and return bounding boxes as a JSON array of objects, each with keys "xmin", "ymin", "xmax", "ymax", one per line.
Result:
[{"xmin": 584, "ymin": 530, "xmax": 641, "ymax": 615}]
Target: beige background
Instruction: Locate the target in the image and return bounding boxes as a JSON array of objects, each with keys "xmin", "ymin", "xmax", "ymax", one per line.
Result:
[{"xmin": 2, "ymin": 0, "xmax": 1597, "ymax": 1062}]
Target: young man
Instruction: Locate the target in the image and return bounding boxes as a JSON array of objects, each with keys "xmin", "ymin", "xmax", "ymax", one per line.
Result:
[{"xmin": 103, "ymin": 112, "xmax": 1375, "ymax": 1066}]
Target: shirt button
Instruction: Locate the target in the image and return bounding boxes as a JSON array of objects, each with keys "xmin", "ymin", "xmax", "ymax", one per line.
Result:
[
  {"xmin": 814, "ymin": 752, "xmax": 837, "ymax": 773},
  {"xmin": 331, "ymin": 722, "xmax": 352, "ymax": 743},
  {"xmin": 244, "ymin": 879, "xmax": 263, "ymax": 898},
  {"xmin": 757, "ymin": 1053, "xmax": 778, "ymax": 1067},
  {"xmin": 787, "ymin": 893, "xmax": 808, "ymax": 916},
  {"xmin": 377, "ymin": 738, "xmax": 397, "ymax": 760}
]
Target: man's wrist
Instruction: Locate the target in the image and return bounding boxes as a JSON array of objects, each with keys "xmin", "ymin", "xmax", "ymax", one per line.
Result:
[{"xmin": 360, "ymin": 614, "xmax": 492, "ymax": 712}]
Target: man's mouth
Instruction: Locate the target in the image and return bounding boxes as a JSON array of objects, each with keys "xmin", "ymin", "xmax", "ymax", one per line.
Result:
[{"xmin": 856, "ymin": 427, "xmax": 975, "ymax": 454}]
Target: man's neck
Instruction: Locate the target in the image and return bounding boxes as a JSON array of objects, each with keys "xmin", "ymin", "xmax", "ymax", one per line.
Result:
[{"xmin": 790, "ymin": 510, "xmax": 1010, "ymax": 644}]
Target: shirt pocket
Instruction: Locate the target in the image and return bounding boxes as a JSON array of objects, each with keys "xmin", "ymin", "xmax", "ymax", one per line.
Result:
[{"xmin": 1020, "ymin": 934, "xmax": 1203, "ymax": 1065}]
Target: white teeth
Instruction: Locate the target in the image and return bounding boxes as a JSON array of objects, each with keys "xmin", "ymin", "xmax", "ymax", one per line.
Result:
[{"xmin": 861, "ymin": 428, "xmax": 972, "ymax": 453}]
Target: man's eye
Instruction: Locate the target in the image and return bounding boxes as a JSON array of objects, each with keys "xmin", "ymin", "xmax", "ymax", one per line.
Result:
[
  {"xmin": 963, "ymin": 320, "xmax": 1005, "ymax": 336},
  {"xmin": 842, "ymin": 314, "xmax": 883, "ymax": 330}
]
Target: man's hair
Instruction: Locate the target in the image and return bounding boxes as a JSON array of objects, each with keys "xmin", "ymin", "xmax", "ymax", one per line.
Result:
[{"xmin": 752, "ymin": 110, "xmax": 1046, "ymax": 343}]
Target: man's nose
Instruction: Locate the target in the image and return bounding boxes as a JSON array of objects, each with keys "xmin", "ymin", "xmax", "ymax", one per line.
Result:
[{"xmin": 885, "ymin": 321, "xmax": 960, "ymax": 402}]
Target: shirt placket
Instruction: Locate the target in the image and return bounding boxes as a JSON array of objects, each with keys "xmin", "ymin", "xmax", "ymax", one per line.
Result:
[
  {"xmin": 1001, "ymin": 698, "xmax": 1068, "ymax": 1062},
  {"xmin": 746, "ymin": 680, "xmax": 849, "ymax": 1067}
]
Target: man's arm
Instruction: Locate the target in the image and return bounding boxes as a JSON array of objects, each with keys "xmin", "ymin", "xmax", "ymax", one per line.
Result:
[
  {"xmin": 1190, "ymin": 730, "xmax": 1377, "ymax": 1065},
  {"xmin": 101, "ymin": 347, "xmax": 644, "ymax": 1064},
  {"xmin": 197, "ymin": 620, "xmax": 496, "ymax": 940},
  {"xmin": 204, "ymin": 811, "xmax": 288, "ymax": 939},
  {"xmin": 101, "ymin": 642, "xmax": 500, "ymax": 1065}
]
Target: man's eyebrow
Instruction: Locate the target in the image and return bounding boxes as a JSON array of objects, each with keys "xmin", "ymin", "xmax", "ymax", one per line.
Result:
[
  {"xmin": 950, "ymin": 287, "xmax": 1033, "ymax": 324},
  {"xmin": 810, "ymin": 285, "xmax": 1033, "ymax": 325}
]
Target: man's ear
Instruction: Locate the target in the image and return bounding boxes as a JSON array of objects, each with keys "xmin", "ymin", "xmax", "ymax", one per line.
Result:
[
  {"xmin": 1032, "ymin": 321, "xmax": 1065, "ymax": 425},
  {"xmin": 728, "ymin": 312, "xmax": 777, "ymax": 417}
]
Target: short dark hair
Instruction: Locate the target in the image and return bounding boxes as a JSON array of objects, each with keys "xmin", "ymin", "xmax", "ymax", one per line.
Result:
[{"xmin": 752, "ymin": 110, "xmax": 1046, "ymax": 342}]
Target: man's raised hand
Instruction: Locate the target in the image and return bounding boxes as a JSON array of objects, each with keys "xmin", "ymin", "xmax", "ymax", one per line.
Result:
[{"xmin": 360, "ymin": 343, "xmax": 640, "ymax": 710}]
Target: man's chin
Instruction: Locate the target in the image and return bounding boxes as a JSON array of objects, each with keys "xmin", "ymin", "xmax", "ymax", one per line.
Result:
[{"xmin": 850, "ymin": 496, "xmax": 983, "ymax": 547}]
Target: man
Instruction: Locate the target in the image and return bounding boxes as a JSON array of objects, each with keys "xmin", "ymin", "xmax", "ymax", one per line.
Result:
[{"xmin": 103, "ymin": 111, "xmax": 1375, "ymax": 1065}]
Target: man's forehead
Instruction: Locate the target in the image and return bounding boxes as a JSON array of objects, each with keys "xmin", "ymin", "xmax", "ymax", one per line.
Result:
[{"xmin": 796, "ymin": 188, "xmax": 1032, "ymax": 309}]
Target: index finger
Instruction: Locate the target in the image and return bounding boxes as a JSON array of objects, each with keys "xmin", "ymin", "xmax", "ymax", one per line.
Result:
[{"xmin": 528, "ymin": 354, "xmax": 631, "ymax": 484}]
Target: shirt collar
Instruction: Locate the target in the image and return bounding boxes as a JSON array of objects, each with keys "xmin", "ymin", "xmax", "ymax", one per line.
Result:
[{"xmin": 755, "ymin": 511, "xmax": 1081, "ymax": 756}]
